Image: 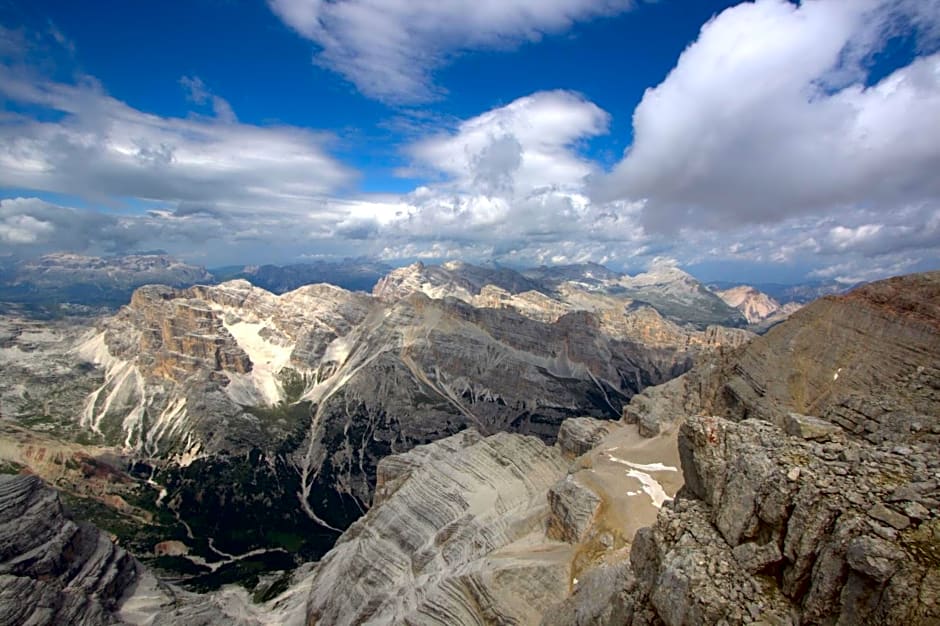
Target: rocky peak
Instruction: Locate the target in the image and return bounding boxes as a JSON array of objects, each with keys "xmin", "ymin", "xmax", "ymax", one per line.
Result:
[
  {"xmin": 372, "ymin": 260, "xmax": 540, "ymax": 302},
  {"xmin": 715, "ymin": 284, "xmax": 787, "ymax": 324}
]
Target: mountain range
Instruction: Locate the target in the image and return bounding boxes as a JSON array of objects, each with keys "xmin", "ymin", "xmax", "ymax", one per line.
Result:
[
  {"xmin": 0, "ymin": 253, "xmax": 849, "ymax": 329},
  {"xmin": 1, "ymin": 269, "xmax": 936, "ymax": 625},
  {"xmin": 0, "ymin": 258, "xmax": 752, "ymax": 590}
]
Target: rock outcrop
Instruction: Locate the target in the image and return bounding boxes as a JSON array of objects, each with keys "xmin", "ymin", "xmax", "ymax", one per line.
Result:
[
  {"xmin": 591, "ymin": 414, "xmax": 940, "ymax": 625},
  {"xmin": 556, "ymin": 417, "xmax": 616, "ymax": 458},
  {"xmin": 299, "ymin": 429, "xmax": 571, "ymax": 625},
  {"xmin": 0, "ymin": 474, "xmax": 141, "ymax": 626}
]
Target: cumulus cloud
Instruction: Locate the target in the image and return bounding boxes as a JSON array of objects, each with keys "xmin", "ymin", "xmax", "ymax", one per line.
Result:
[
  {"xmin": 0, "ymin": 196, "xmax": 392, "ymax": 266},
  {"xmin": 0, "ymin": 197, "xmax": 220, "ymax": 255},
  {"xmin": 267, "ymin": 0, "xmax": 635, "ymax": 102},
  {"xmin": 2, "ymin": 7, "xmax": 937, "ymax": 284},
  {"xmin": 357, "ymin": 90, "xmax": 654, "ymax": 264},
  {"xmin": 596, "ymin": 0, "xmax": 940, "ymax": 235},
  {"xmin": 407, "ymin": 90, "xmax": 609, "ymax": 194}
]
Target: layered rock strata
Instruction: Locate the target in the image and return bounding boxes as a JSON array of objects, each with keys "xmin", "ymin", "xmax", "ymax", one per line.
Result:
[
  {"xmin": 300, "ymin": 430, "xmax": 571, "ymax": 625},
  {"xmin": 0, "ymin": 474, "xmax": 141, "ymax": 626}
]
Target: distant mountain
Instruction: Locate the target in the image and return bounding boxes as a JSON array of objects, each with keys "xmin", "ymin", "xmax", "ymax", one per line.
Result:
[
  {"xmin": 0, "ymin": 253, "xmax": 213, "ymax": 315},
  {"xmin": 373, "ymin": 261, "xmax": 542, "ymax": 301},
  {"xmin": 211, "ymin": 259, "xmax": 391, "ymax": 294},
  {"xmin": 522, "ymin": 262, "xmax": 623, "ymax": 287},
  {"xmin": 379, "ymin": 261, "xmax": 746, "ymax": 329},
  {"xmin": 0, "ymin": 255, "xmax": 393, "ymax": 316},
  {"xmin": 610, "ymin": 265, "xmax": 747, "ymax": 328},
  {"xmin": 714, "ymin": 284, "xmax": 803, "ymax": 326},
  {"xmin": 709, "ymin": 279, "xmax": 856, "ymax": 304}
]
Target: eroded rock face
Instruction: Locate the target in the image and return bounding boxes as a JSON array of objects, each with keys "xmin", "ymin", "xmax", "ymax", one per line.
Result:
[
  {"xmin": 0, "ymin": 474, "xmax": 141, "ymax": 626},
  {"xmin": 300, "ymin": 430, "xmax": 571, "ymax": 625}
]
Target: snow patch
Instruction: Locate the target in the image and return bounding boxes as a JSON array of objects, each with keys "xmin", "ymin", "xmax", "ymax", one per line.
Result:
[
  {"xmin": 606, "ymin": 454, "xmax": 678, "ymax": 473},
  {"xmin": 606, "ymin": 454, "xmax": 675, "ymax": 508},
  {"xmin": 219, "ymin": 317, "xmax": 295, "ymax": 405},
  {"xmin": 624, "ymin": 470, "xmax": 672, "ymax": 508}
]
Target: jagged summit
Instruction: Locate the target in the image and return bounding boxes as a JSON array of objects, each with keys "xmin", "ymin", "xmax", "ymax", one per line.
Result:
[{"xmin": 374, "ymin": 259, "xmax": 747, "ymax": 329}]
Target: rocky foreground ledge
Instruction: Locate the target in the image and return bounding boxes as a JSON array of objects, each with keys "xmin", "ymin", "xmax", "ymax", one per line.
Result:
[
  {"xmin": 551, "ymin": 413, "xmax": 940, "ymax": 624},
  {"xmin": 2, "ymin": 411, "xmax": 938, "ymax": 625}
]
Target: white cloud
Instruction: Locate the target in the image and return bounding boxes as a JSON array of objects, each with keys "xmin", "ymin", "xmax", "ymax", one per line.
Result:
[
  {"xmin": 596, "ymin": 0, "xmax": 940, "ymax": 235},
  {"xmin": 407, "ymin": 90, "xmax": 609, "ymax": 194},
  {"xmin": 180, "ymin": 75, "xmax": 237, "ymax": 123},
  {"xmin": 0, "ymin": 65, "xmax": 355, "ymax": 214},
  {"xmin": 267, "ymin": 0, "xmax": 635, "ymax": 102},
  {"xmin": 2, "ymin": 7, "xmax": 937, "ymax": 284},
  {"xmin": 359, "ymin": 91, "xmax": 650, "ymax": 262},
  {"xmin": 0, "ymin": 212, "xmax": 54, "ymax": 244}
]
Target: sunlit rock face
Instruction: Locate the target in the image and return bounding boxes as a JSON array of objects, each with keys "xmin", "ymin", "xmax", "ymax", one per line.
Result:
[{"xmin": 714, "ymin": 284, "xmax": 803, "ymax": 329}]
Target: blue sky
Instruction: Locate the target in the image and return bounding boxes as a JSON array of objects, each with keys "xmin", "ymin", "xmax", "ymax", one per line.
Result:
[{"xmin": 1, "ymin": 0, "xmax": 939, "ymax": 283}]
